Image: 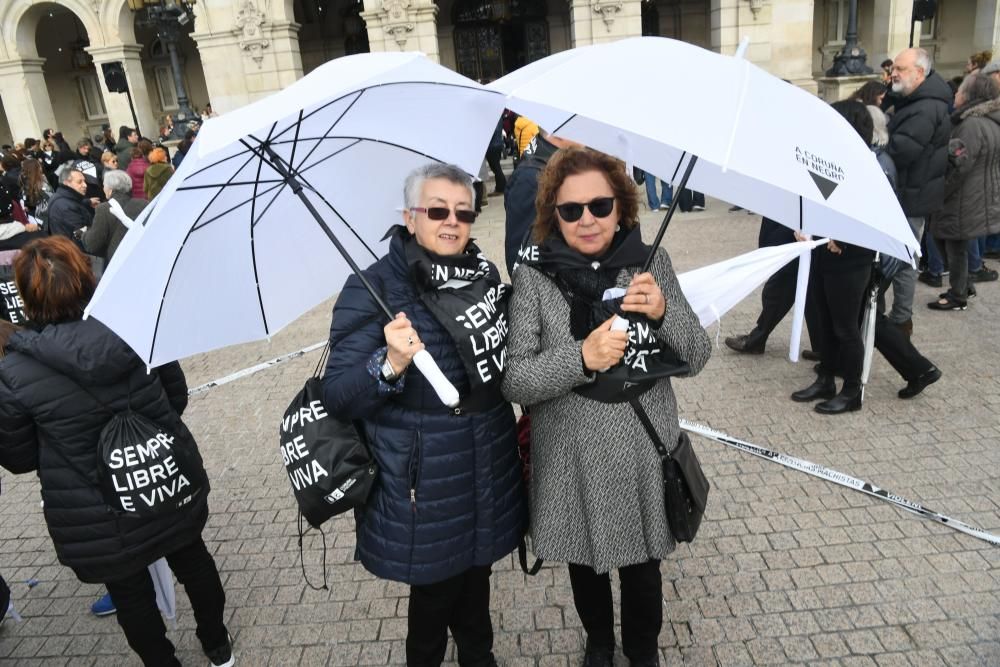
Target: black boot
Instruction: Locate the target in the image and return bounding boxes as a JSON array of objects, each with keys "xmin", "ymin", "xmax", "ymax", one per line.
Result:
[
  {"xmin": 815, "ymin": 385, "xmax": 862, "ymax": 414},
  {"xmin": 724, "ymin": 332, "xmax": 765, "ymax": 354},
  {"xmin": 791, "ymin": 374, "xmax": 835, "ymax": 402},
  {"xmin": 582, "ymin": 639, "xmax": 614, "ymax": 667}
]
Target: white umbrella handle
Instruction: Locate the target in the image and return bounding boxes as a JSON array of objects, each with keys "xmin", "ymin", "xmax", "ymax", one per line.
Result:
[{"xmin": 412, "ymin": 349, "xmax": 461, "ymax": 407}]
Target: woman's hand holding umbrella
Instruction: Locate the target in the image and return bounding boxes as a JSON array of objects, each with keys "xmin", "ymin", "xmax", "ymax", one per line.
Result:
[
  {"xmin": 385, "ymin": 313, "xmax": 424, "ymax": 375},
  {"xmin": 620, "ymin": 272, "xmax": 666, "ymax": 320},
  {"xmin": 582, "ymin": 315, "xmax": 629, "ymax": 372}
]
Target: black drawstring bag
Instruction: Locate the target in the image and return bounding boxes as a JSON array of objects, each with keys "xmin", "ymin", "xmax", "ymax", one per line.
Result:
[
  {"xmin": 98, "ymin": 411, "xmax": 207, "ymax": 518},
  {"xmin": 282, "ymin": 341, "xmax": 378, "ymax": 590}
]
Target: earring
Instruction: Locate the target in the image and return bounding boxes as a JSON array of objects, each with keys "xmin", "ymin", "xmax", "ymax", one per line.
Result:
[{"xmin": 615, "ymin": 224, "xmax": 621, "ymax": 232}]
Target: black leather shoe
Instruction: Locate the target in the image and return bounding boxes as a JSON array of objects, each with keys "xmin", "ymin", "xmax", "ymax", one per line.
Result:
[
  {"xmin": 801, "ymin": 349, "xmax": 820, "ymax": 361},
  {"xmin": 791, "ymin": 375, "xmax": 835, "ymax": 402},
  {"xmin": 629, "ymin": 656, "xmax": 661, "ymax": 667},
  {"xmin": 815, "ymin": 389, "xmax": 862, "ymax": 414},
  {"xmin": 582, "ymin": 641, "xmax": 614, "ymax": 667},
  {"xmin": 898, "ymin": 366, "xmax": 942, "ymax": 399},
  {"xmin": 725, "ymin": 334, "xmax": 765, "ymax": 354}
]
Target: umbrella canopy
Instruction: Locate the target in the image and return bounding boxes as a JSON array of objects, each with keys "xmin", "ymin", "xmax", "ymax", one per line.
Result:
[
  {"xmin": 488, "ymin": 37, "xmax": 918, "ymax": 263},
  {"xmin": 86, "ymin": 52, "xmax": 506, "ymax": 372}
]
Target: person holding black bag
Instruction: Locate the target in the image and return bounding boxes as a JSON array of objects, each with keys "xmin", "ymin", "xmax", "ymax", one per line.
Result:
[
  {"xmin": 502, "ymin": 148, "xmax": 711, "ymax": 667},
  {"xmin": 0, "ymin": 237, "xmax": 234, "ymax": 667},
  {"xmin": 322, "ymin": 163, "xmax": 526, "ymax": 667}
]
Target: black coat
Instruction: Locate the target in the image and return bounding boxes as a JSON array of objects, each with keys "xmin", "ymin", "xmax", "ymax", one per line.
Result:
[
  {"xmin": 503, "ymin": 136, "xmax": 560, "ymax": 275},
  {"xmin": 0, "ymin": 318, "xmax": 209, "ymax": 583},
  {"xmin": 47, "ymin": 185, "xmax": 94, "ymax": 238},
  {"xmin": 885, "ymin": 71, "xmax": 953, "ymax": 217}
]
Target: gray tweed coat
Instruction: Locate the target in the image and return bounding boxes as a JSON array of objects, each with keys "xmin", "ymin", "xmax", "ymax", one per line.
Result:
[{"xmin": 502, "ymin": 247, "xmax": 711, "ymax": 573}]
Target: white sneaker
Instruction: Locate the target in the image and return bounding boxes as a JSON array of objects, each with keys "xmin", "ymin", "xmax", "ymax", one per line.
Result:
[{"xmin": 692, "ymin": 205, "xmax": 705, "ymax": 211}]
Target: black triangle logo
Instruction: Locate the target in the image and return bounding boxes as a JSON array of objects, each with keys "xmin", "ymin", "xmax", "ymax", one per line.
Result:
[{"xmin": 809, "ymin": 171, "xmax": 839, "ymax": 200}]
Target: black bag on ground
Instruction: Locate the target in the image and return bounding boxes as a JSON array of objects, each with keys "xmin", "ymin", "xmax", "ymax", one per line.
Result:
[
  {"xmin": 629, "ymin": 399, "xmax": 709, "ymax": 543},
  {"xmin": 280, "ymin": 376, "xmax": 377, "ymax": 529},
  {"xmin": 98, "ymin": 411, "xmax": 208, "ymax": 518}
]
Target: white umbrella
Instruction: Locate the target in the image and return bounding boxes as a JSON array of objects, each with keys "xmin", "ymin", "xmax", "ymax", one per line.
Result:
[
  {"xmin": 488, "ymin": 36, "xmax": 918, "ymax": 264},
  {"xmin": 86, "ymin": 52, "xmax": 509, "ymax": 407},
  {"xmin": 148, "ymin": 558, "xmax": 177, "ymax": 629}
]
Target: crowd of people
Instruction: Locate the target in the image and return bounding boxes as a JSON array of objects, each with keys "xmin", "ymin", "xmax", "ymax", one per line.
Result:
[
  {"xmin": 0, "ymin": 123, "xmax": 190, "ymax": 254},
  {"xmin": 1, "ymin": 45, "xmax": 998, "ymax": 667}
]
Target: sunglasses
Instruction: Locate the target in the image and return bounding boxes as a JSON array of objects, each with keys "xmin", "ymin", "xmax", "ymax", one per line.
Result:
[
  {"xmin": 555, "ymin": 196, "xmax": 615, "ymax": 223},
  {"xmin": 410, "ymin": 206, "xmax": 478, "ymax": 224}
]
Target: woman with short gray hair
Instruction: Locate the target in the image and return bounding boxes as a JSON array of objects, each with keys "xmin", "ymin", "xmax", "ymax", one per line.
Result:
[{"xmin": 79, "ymin": 169, "xmax": 147, "ymax": 264}]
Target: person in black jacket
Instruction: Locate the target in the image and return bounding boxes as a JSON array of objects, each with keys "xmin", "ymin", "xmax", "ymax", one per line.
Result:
[
  {"xmin": 323, "ymin": 163, "xmax": 525, "ymax": 667},
  {"xmin": 791, "ymin": 101, "xmax": 877, "ymax": 414},
  {"xmin": 46, "ymin": 169, "xmax": 96, "ymax": 241},
  {"xmin": 884, "ymin": 48, "xmax": 953, "ymax": 333},
  {"xmin": 0, "ymin": 237, "xmax": 234, "ymax": 667}
]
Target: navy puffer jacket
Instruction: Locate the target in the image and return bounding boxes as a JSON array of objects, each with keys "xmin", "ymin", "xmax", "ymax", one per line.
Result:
[
  {"xmin": 322, "ymin": 232, "xmax": 526, "ymax": 586},
  {"xmin": 0, "ymin": 317, "xmax": 209, "ymax": 584}
]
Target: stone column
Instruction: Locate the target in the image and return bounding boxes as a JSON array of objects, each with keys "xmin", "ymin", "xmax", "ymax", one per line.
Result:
[
  {"xmin": 364, "ymin": 0, "xmax": 440, "ymax": 62},
  {"xmin": 87, "ymin": 44, "xmax": 158, "ymax": 138},
  {"xmin": 191, "ymin": 20, "xmax": 304, "ymax": 112},
  {"xmin": 974, "ymin": 0, "xmax": 1000, "ymax": 56},
  {"xmin": 709, "ymin": 0, "xmax": 775, "ymax": 64},
  {"xmin": 768, "ymin": 0, "xmax": 817, "ymax": 93},
  {"xmin": 871, "ymin": 0, "xmax": 914, "ymax": 65},
  {"xmin": 0, "ymin": 58, "xmax": 57, "ymax": 141},
  {"xmin": 567, "ymin": 0, "xmax": 641, "ymax": 47}
]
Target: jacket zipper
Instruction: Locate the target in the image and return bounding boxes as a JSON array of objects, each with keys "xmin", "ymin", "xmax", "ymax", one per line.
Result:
[{"xmin": 409, "ymin": 430, "xmax": 422, "ymax": 514}]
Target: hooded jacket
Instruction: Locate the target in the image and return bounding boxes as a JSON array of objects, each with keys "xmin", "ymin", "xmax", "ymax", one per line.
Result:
[
  {"xmin": 930, "ymin": 97, "xmax": 1000, "ymax": 241},
  {"xmin": 0, "ymin": 317, "xmax": 209, "ymax": 583},
  {"xmin": 885, "ymin": 71, "xmax": 953, "ymax": 217}
]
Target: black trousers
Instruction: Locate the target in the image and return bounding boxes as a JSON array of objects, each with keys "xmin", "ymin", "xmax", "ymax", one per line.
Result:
[
  {"xmin": 568, "ymin": 560, "xmax": 662, "ymax": 662},
  {"xmin": 485, "ymin": 148, "xmax": 506, "ymax": 194},
  {"xmin": 677, "ymin": 189, "xmax": 705, "ymax": 212},
  {"xmin": 407, "ymin": 565, "xmax": 493, "ymax": 667},
  {"xmin": 873, "ymin": 312, "xmax": 933, "ymax": 381},
  {"xmin": 104, "ymin": 536, "xmax": 227, "ymax": 667},
  {"xmin": 810, "ymin": 265, "xmax": 870, "ymax": 388},
  {"xmin": 746, "ymin": 260, "xmax": 798, "ymax": 345}
]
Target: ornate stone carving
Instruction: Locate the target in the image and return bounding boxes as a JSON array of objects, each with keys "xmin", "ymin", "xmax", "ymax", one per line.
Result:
[
  {"xmin": 591, "ymin": 0, "xmax": 622, "ymax": 31},
  {"xmin": 748, "ymin": 0, "xmax": 763, "ymax": 20},
  {"xmin": 381, "ymin": 0, "xmax": 415, "ymax": 48},
  {"xmin": 235, "ymin": 0, "xmax": 270, "ymax": 67}
]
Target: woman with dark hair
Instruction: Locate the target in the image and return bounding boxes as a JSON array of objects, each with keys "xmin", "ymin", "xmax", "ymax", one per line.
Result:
[
  {"xmin": 323, "ymin": 163, "xmax": 525, "ymax": 667},
  {"xmin": 849, "ymin": 80, "xmax": 888, "ymax": 108},
  {"xmin": 19, "ymin": 158, "xmax": 53, "ymax": 223},
  {"xmin": 928, "ymin": 72, "xmax": 1000, "ymax": 310},
  {"xmin": 792, "ymin": 100, "xmax": 876, "ymax": 413},
  {"xmin": 0, "ymin": 237, "xmax": 235, "ymax": 667},
  {"xmin": 0, "ymin": 180, "xmax": 43, "ymax": 251},
  {"xmin": 503, "ymin": 147, "xmax": 711, "ymax": 667}
]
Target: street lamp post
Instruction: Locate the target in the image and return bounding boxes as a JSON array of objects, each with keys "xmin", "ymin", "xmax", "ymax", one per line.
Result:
[
  {"xmin": 826, "ymin": 0, "xmax": 873, "ymax": 77},
  {"xmin": 126, "ymin": 0, "xmax": 201, "ymax": 137}
]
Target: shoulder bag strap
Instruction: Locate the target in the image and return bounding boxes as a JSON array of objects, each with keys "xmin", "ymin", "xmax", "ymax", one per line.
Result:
[{"xmin": 628, "ymin": 397, "xmax": 670, "ymax": 461}]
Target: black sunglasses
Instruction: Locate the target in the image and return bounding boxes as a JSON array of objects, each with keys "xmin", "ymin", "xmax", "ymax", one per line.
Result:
[
  {"xmin": 410, "ymin": 206, "xmax": 478, "ymax": 224},
  {"xmin": 555, "ymin": 196, "xmax": 615, "ymax": 223}
]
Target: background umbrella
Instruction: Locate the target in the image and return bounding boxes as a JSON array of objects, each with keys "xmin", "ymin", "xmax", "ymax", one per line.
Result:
[
  {"xmin": 87, "ymin": 52, "xmax": 508, "ymax": 407},
  {"xmin": 148, "ymin": 558, "xmax": 177, "ymax": 629},
  {"xmin": 487, "ymin": 37, "xmax": 918, "ymax": 265}
]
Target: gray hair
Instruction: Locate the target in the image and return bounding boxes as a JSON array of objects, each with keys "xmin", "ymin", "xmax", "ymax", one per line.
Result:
[
  {"xmin": 867, "ymin": 105, "xmax": 890, "ymax": 147},
  {"xmin": 60, "ymin": 168, "xmax": 83, "ymax": 184},
  {"xmin": 913, "ymin": 48, "xmax": 932, "ymax": 75},
  {"xmin": 402, "ymin": 163, "xmax": 474, "ymax": 210},
  {"xmin": 103, "ymin": 169, "xmax": 132, "ymax": 196},
  {"xmin": 958, "ymin": 72, "xmax": 1000, "ymax": 105}
]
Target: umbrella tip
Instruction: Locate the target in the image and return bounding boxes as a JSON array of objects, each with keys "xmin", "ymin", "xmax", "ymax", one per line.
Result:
[{"xmin": 735, "ymin": 36, "xmax": 750, "ymax": 59}]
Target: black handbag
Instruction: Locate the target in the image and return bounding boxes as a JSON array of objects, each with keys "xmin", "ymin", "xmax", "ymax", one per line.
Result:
[{"xmin": 629, "ymin": 398, "xmax": 709, "ymax": 543}]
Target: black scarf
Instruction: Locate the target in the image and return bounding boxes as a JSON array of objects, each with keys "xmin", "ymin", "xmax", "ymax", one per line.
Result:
[
  {"xmin": 530, "ymin": 227, "xmax": 688, "ymax": 403},
  {"xmin": 401, "ymin": 228, "xmax": 510, "ymax": 403}
]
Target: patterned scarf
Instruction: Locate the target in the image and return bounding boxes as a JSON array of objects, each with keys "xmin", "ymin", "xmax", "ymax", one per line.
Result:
[{"xmin": 401, "ymin": 228, "xmax": 510, "ymax": 398}]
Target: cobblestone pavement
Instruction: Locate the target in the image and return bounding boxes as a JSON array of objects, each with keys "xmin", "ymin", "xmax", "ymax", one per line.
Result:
[{"xmin": 1, "ymin": 192, "xmax": 998, "ymax": 667}]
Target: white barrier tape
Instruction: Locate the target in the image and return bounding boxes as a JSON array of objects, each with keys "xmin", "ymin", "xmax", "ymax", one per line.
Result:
[
  {"xmin": 680, "ymin": 419, "xmax": 1000, "ymax": 547},
  {"xmin": 187, "ymin": 341, "xmax": 327, "ymax": 396}
]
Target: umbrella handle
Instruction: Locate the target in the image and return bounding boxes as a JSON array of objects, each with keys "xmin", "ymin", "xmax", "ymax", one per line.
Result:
[{"xmin": 412, "ymin": 350, "xmax": 461, "ymax": 408}]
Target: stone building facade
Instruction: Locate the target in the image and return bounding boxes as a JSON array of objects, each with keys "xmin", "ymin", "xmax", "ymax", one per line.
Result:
[{"xmin": 0, "ymin": 0, "xmax": 996, "ymax": 146}]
